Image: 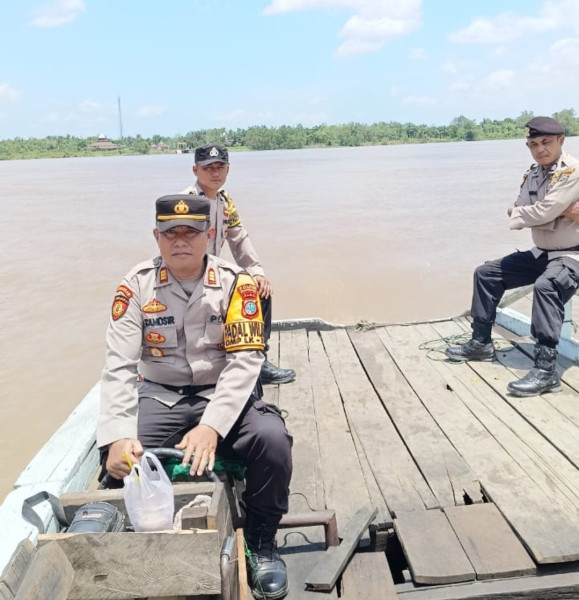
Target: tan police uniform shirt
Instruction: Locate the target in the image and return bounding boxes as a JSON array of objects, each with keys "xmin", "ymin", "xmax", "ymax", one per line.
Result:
[
  {"xmin": 180, "ymin": 183, "xmax": 265, "ymax": 278},
  {"xmin": 97, "ymin": 254, "xmax": 265, "ymax": 449},
  {"xmin": 510, "ymin": 151, "xmax": 579, "ymax": 261}
]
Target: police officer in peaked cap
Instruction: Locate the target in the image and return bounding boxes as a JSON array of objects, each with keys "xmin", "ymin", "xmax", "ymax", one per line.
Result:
[
  {"xmin": 446, "ymin": 116, "xmax": 579, "ymax": 397},
  {"xmin": 180, "ymin": 142, "xmax": 296, "ymax": 386}
]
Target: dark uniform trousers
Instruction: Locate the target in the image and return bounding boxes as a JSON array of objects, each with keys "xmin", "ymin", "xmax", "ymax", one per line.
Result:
[
  {"xmin": 472, "ymin": 250, "xmax": 579, "ymax": 347},
  {"xmin": 138, "ymin": 393, "xmax": 293, "ymax": 524},
  {"xmin": 261, "ymin": 296, "xmax": 273, "ymax": 346}
]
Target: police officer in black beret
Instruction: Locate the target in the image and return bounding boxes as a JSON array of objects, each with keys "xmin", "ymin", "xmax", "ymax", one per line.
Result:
[
  {"xmin": 181, "ymin": 143, "xmax": 296, "ymax": 386},
  {"xmin": 446, "ymin": 116, "xmax": 579, "ymax": 397}
]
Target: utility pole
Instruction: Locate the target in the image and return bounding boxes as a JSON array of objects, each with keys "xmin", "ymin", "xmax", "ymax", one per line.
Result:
[{"xmin": 117, "ymin": 96, "xmax": 123, "ymax": 141}]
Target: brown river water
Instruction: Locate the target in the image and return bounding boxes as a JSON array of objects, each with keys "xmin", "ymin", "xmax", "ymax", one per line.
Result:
[{"xmin": 3, "ymin": 138, "xmax": 579, "ymax": 500}]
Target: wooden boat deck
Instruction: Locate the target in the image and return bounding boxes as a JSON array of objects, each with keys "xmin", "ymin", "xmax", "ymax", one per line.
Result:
[{"xmin": 267, "ymin": 316, "xmax": 579, "ymax": 600}]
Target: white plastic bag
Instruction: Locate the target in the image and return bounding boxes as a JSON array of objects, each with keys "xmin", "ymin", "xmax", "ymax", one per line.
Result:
[{"xmin": 123, "ymin": 451, "xmax": 175, "ymax": 532}]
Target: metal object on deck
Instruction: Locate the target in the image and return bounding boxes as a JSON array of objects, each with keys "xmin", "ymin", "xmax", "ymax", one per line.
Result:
[{"xmin": 278, "ymin": 509, "xmax": 339, "ymax": 548}]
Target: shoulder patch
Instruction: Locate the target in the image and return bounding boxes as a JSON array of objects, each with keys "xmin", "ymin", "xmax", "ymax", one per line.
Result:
[
  {"xmin": 222, "ymin": 190, "xmax": 241, "ymax": 228},
  {"xmin": 223, "ymin": 273, "xmax": 265, "ymax": 352},
  {"xmin": 112, "ymin": 295, "xmax": 129, "ymax": 321}
]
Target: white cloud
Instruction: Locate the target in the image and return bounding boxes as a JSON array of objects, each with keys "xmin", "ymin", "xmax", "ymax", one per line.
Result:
[
  {"xmin": 448, "ymin": 0, "xmax": 579, "ymax": 45},
  {"xmin": 137, "ymin": 106, "xmax": 165, "ymax": 118},
  {"xmin": 402, "ymin": 95, "xmax": 436, "ymax": 106},
  {"xmin": 0, "ymin": 84, "xmax": 19, "ymax": 100},
  {"xmin": 410, "ymin": 47, "xmax": 427, "ymax": 59},
  {"xmin": 440, "ymin": 60, "xmax": 475, "ymax": 75},
  {"xmin": 263, "ymin": 0, "xmax": 422, "ymax": 57},
  {"xmin": 31, "ymin": 0, "xmax": 86, "ymax": 28},
  {"xmin": 482, "ymin": 69, "xmax": 515, "ymax": 91}
]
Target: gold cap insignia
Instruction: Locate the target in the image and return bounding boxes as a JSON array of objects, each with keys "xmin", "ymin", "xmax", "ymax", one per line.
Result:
[
  {"xmin": 209, "ymin": 147, "xmax": 219, "ymax": 157},
  {"xmin": 174, "ymin": 200, "xmax": 190, "ymax": 214}
]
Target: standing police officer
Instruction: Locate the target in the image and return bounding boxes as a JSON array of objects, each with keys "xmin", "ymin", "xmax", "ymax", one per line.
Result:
[
  {"xmin": 98, "ymin": 195, "xmax": 292, "ymax": 600},
  {"xmin": 446, "ymin": 117, "xmax": 579, "ymax": 397},
  {"xmin": 181, "ymin": 143, "xmax": 296, "ymax": 385}
]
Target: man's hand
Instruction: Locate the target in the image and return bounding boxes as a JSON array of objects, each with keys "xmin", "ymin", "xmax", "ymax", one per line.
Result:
[
  {"xmin": 253, "ymin": 275, "xmax": 272, "ymax": 299},
  {"xmin": 107, "ymin": 438, "xmax": 143, "ymax": 479},
  {"xmin": 175, "ymin": 424, "xmax": 218, "ymax": 477},
  {"xmin": 561, "ymin": 200, "xmax": 579, "ymax": 222}
]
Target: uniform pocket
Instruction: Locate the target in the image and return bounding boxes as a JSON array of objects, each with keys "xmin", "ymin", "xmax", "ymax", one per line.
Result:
[
  {"xmin": 550, "ymin": 261, "xmax": 579, "ymax": 302},
  {"xmin": 203, "ymin": 322, "xmax": 224, "ymax": 360}
]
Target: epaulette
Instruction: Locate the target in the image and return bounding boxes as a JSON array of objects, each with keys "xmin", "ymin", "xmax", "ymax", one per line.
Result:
[
  {"xmin": 212, "ymin": 255, "xmax": 245, "ymax": 274},
  {"xmin": 124, "ymin": 257, "xmax": 158, "ymax": 281}
]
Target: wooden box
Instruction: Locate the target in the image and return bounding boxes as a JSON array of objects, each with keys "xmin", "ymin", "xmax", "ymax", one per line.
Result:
[{"xmin": 37, "ymin": 482, "xmax": 235, "ymax": 600}]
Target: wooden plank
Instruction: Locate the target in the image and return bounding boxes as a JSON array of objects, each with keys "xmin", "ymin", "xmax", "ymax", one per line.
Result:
[
  {"xmin": 277, "ymin": 328, "xmax": 338, "ymax": 600},
  {"xmin": 0, "ymin": 540, "xmax": 35, "ymax": 600},
  {"xmin": 307, "ymin": 330, "xmax": 377, "ymax": 528},
  {"xmin": 237, "ymin": 528, "xmax": 249, "ymax": 600},
  {"xmin": 321, "ymin": 328, "xmax": 438, "ymax": 514},
  {"xmin": 14, "ymin": 542, "xmax": 73, "ymax": 600},
  {"xmin": 443, "ymin": 503, "xmax": 536, "ymax": 580},
  {"xmin": 350, "ymin": 327, "xmax": 480, "ymax": 507},
  {"xmin": 419, "ymin": 319, "xmax": 579, "ymax": 563},
  {"xmin": 394, "ymin": 509, "xmax": 475, "ymax": 585},
  {"xmin": 38, "ymin": 530, "xmax": 222, "ymax": 599},
  {"xmin": 305, "ymin": 507, "xmax": 377, "ymax": 592},
  {"xmin": 340, "ymin": 551, "xmax": 398, "ymax": 600},
  {"xmin": 398, "ymin": 569, "xmax": 579, "ymax": 599}
]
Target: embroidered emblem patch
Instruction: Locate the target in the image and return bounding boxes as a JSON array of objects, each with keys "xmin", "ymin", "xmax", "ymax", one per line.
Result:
[
  {"xmin": 550, "ymin": 167, "xmax": 575, "ymax": 186},
  {"xmin": 242, "ymin": 300, "xmax": 258, "ymax": 319},
  {"xmin": 146, "ymin": 331, "xmax": 166, "ymax": 344},
  {"xmin": 210, "ymin": 147, "xmax": 219, "ymax": 157},
  {"xmin": 148, "ymin": 347, "xmax": 165, "ymax": 357},
  {"xmin": 143, "ymin": 299, "xmax": 168, "ymax": 313},
  {"xmin": 112, "ymin": 295, "xmax": 128, "ymax": 321},
  {"xmin": 159, "ymin": 268, "xmax": 169, "ymax": 284},
  {"xmin": 116, "ymin": 284, "xmax": 133, "ymax": 299},
  {"xmin": 207, "ymin": 268, "xmax": 217, "ymax": 285}
]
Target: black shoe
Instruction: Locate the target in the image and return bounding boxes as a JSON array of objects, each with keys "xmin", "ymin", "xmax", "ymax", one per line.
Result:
[
  {"xmin": 445, "ymin": 339, "xmax": 496, "ymax": 362},
  {"xmin": 507, "ymin": 344, "xmax": 562, "ymax": 397},
  {"xmin": 245, "ymin": 519, "xmax": 289, "ymax": 600},
  {"xmin": 260, "ymin": 361, "xmax": 296, "ymax": 385}
]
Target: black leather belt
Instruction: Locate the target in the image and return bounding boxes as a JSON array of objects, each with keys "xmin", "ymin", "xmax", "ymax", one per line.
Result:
[{"xmin": 145, "ymin": 380, "xmax": 214, "ymax": 396}]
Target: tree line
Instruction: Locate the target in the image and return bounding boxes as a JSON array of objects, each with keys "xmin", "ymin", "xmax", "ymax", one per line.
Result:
[{"xmin": 1, "ymin": 109, "xmax": 578, "ymax": 160}]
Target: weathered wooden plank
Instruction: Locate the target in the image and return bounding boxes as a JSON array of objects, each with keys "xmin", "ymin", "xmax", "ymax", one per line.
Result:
[
  {"xmin": 305, "ymin": 506, "xmax": 377, "ymax": 591},
  {"xmin": 321, "ymin": 328, "xmax": 438, "ymax": 514},
  {"xmin": 420, "ymin": 319, "xmax": 579, "ymax": 563},
  {"xmin": 340, "ymin": 551, "xmax": 398, "ymax": 600},
  {"xmin": 237, "ymin": 528, "xmax": 249, "ymax": 600},
  {"xmin": 394, "ymin": 509, "xmax": 475, "ymax": 585},
  {"xmin": 350, "ymin": 327, "xmax": 480, "ymax": 507},
  {"xmin": 398, "ymin": 569, "xmax": 579, "ymax": 599},
  {"xmin": 38, "ymin": 530, "xmax": 222, "ymax": 599},
  {"xmin": 0, "ymin": 540, "xmax": 35, "ymax": 600},
  {"xmin": 14, "ymin": 542, "xmax": 73, "ymax": 600},
  {"xmin": 307, "ymin": 330, "xmax": 376, "ymax": 527},
  {"xmin": 443, "ymin": 503, "xmax": 536, "ymax": 580},
  {"xmin": 277, "ymin": 328, "xmax": 338, "ymax": 600}
]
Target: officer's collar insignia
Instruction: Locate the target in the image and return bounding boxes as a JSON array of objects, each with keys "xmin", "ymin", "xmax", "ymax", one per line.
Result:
[
  {"xmin": 209, "ymin": 147, "xmax": 219, "ymax": 157},
  {"xmin": 143, "ymin": 298, "xmax": 168, "ymax": 313},
  {"xmin": 207, "ymin": 267, "xmax": 217, "ymax": 286},
  {"xmin": 159, "ymin": 268, "xmax": 169, "ymax": 284},
  {"xmin": 174, "ymin": 200, "xmax": 189, "ymax": 214}
]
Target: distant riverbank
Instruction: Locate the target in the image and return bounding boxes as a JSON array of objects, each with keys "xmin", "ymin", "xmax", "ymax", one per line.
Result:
[{"xmin": 4, "ymin": 111, "xmax": 577, "ymax": 160}]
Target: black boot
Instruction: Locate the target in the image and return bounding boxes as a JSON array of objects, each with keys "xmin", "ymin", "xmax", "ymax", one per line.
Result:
[
  {"xmin": 245, "ymin": 517, "xmax": 289, "ymax": 600},
  {"xmin": 445, "ymin": 339, "xmax": 496, "ymax": 362},
  {"xmin": 507, "ymin": 344, "xmax": 562, "ymax": 397},
  {"xmin": 260, "ymin": 360, "xmax": 296, "ymax": 385}
]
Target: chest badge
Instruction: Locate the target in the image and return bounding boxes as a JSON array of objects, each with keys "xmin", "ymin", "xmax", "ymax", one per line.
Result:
[
  {"xmin": 143, "ymin": 298, "xmax": 168, "ymax": 313},
  {"xmin": 146, "ymin": 331, "xmax": 166, "ymax": 344}
]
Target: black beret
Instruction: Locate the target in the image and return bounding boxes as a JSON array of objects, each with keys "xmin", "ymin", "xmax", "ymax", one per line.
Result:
[
  {"xmin": 525, "ymin": 116, "xmax": 565, "ymax": 138},
  {"xmin": 194, "ymin": 143, "xmax": 229, "ymax": 166},
  {"xmin": 155, "ymin": 195, "xmax": 210, "ymax": 232}
]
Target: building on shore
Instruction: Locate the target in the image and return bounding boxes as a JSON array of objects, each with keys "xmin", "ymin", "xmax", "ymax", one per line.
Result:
[{"xmin": 88, "ymin": 134, "xmax": 119, "ymax": 150}]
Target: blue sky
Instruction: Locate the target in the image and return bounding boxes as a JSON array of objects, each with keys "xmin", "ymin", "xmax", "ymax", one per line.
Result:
[{"xmin": 2, "ymin": 0, "xmax": 579, "ymax": 139}]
